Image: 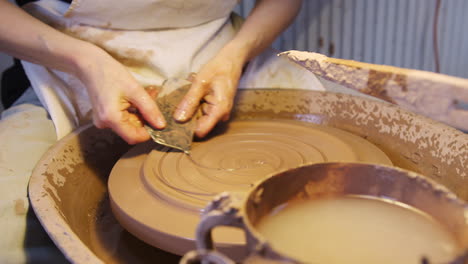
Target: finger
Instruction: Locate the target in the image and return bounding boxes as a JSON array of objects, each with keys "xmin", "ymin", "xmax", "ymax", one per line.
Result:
[
  {"xmin": 195, "ymin": 103, "xmax": 231, "ymax": 138},
  {"xmin": 201, "ymin": 102, "xmax": 231, "ymax": 121},
  {"xmin": 92, "ymin": 103, "xmax": 117, "ymax": 129},
  {"xmin": 220, "ymin": 111, "xmax": 231, "ymax": 122},
  {"xmin": 144, "ymin": 85, "xmax": 159, "ymax": 100},
  {"xmin": 127, "ymin": 112, "xmax": 144, "ymax": 127},
  {"xmin": 128, "ymin": 88, "xmax": 166, "ymax": 129},
  {"xmin": 186, "ymin": 72, "xmax": 197, "ymax": 82},
  {"xmin": 113, "ymin": 120, "xmax": 150, "ymax": 144},
  {"xmin": 94, "ymin": 109, "xmax": 150, "ymax": 144},
  {"xmin": 174, "ymin": 79, "xmax": 206, "ymax": 122},
  {"xmin": 119, "ymin": 111, "xmax": 151, "ymax": 144},
  {"xmin": 195, "ymin": 113, "xmax": 223, "ymax": 138},
  {"xmin": 201, "ymin": 103, "xmax": 214, "ymax": 115}
]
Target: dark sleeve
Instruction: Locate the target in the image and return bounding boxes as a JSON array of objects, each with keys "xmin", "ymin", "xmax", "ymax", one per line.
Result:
[
  {"xmin": 1, "ymin": 0, "xmax": 72, "ymax": 108},
  {"xmin": 1, "ymin": 59, "xmax": 30, "ymax": 108},
  {"xmin": 16, "ymin": 0, "xmax": 72, "ymax": 6}
]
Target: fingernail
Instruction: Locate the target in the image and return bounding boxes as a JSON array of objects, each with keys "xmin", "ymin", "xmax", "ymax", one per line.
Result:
[
  {"xmin": 195, "ymin": 124, "xmax": 206, "ymax": 138},
  {"xmin": 175, "ymin": 110, "xmax": 188, "ymax": 121},
  {"xmin": 157, "ymin": 118, "xmax": 166, "ymax": 128}
]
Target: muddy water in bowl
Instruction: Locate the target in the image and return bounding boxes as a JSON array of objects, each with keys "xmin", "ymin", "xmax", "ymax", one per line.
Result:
[
  {"xmin": 183, "ymin": 163, "xmax": 468, "ymax": 264},
  {"xmin": 256, "ymin": 195, "xmax": 459, "ymax": 264}
]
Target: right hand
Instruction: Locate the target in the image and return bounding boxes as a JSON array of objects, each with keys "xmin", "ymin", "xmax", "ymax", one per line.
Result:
[
  {"xmin": 74, "ymin": 45, "xmax": 166, "ymax": 144},
  {"xmin": 0, "ymin": 0, "xmax": 164, "ymax": 144}
]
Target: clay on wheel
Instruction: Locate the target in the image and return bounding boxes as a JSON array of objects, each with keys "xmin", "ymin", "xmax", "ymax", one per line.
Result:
[{"xmin": 108, "ymin": 120, "xmax": 392, "ymax": 255}]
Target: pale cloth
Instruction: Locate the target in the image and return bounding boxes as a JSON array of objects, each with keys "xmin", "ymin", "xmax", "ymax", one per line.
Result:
[
  {"xmin": 0, "ymin": 89, "xmax": 67, "ymax": 263},
  {"xmin": 21, "ymin": 0, "xmax": 323, "ymax": 139},
  {"xmin": 1, "ymin": 0, "xmax": 324, "ymax": 262}
]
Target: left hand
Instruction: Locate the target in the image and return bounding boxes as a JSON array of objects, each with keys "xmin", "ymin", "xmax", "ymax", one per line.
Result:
[{"xmin": 174, "ymin": 49, "xmax": 245, "ymax": 138}]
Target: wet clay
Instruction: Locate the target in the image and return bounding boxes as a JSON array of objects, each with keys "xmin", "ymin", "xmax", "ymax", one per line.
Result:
[
  {"xmin": 255, "ymin": 195, "xmax": 460, "ymax": 264},
  {"xmin": 239, "ymin": 163, "xmax": 467, "ymax": 264},
  {"xmin": 87, "ymin": 196, "xmax": 180, "ymax": 263},
  {"xmin": 36, "ymin": 127, "xmax": 180, "ymax": 263},
  {"xmin": 143, "ymin": 120, "xmax": 392, "ymax": 211},
  {"xmin": 108, "ymin": 120, "xmax": 392, "ymax": 255},
  {"xmin": 281, "ymin": 51, "xmax": 468, "ymax": 131}
]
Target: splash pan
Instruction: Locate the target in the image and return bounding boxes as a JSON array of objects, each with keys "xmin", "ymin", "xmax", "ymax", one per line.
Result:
[{"xmin": 29, "ymin": 90, "xmax": 468, "ymax": 263}]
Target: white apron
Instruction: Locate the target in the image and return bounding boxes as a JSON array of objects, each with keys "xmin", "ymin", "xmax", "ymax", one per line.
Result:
[
  {"xmin": 21, "ymin": 0, "xmax": 240, "ymax": 139},
  {"xmin": 21, "ymin": 0, "xmax": 324, "ymax": 139}
]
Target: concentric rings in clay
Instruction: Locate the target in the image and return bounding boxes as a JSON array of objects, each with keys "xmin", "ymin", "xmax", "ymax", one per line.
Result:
[{"xmin": 108, "ymin": 120, "xmax": 392, "ymax": 255}]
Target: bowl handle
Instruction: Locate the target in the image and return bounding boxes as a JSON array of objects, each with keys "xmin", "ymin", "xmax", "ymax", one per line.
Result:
[
  {"xmin": 182, "ymin": 192, "xmax": 249, "ymax": 264},
  {"xmin": 196, "ymin": 192, "xmax": 246, "ymax": 250},
  {"xmin": 180, "ymin": 249, "xmax": 235, "ymax": 264}
]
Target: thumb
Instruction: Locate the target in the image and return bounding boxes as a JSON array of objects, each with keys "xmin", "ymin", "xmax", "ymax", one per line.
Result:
[
  {"xmin": 174, "ymin": 79, "xmax": 206, "ymax": 122},
  {"xmin": 128, "ymin": 88, "xmax": 166, "ymax": 129}
]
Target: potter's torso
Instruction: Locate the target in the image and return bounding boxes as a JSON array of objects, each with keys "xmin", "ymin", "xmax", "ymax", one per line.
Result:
[{"xmin": 21, "ymin": 0, "xmax": 239, "ymax": 138}]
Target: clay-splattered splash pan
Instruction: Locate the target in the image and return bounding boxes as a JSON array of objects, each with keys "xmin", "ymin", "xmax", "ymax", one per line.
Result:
[{"xmin": 29, "ymin": 90, "xmax": 468, "ymax": 263}]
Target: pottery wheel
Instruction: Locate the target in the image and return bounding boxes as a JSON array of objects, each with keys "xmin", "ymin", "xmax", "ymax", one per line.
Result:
[{"xmin": 108, "ymin": 120, "xmax": 392, "ymax": 256}]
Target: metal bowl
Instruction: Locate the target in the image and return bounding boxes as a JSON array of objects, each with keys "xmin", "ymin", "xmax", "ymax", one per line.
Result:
[{"xmin": 184, "ymin": 162, "xmax": 467, "ymax": 263}]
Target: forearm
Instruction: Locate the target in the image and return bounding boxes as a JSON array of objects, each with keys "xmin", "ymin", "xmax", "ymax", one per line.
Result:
[
  {"xmin": 223, "ymin": 0, "xmax": 302, "ymax": 63},
  {"xmin": 0, "ymin": 0, "xmax": 100, "ymax": 76},
  {"xmin": 0, "ymin": 1, "xmax": 165, "ymax": 143}
]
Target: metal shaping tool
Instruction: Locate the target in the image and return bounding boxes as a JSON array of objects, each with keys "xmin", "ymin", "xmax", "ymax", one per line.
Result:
[{"xmin": 145, "ymin": 78, "xmax": 196, "ymax": 153}]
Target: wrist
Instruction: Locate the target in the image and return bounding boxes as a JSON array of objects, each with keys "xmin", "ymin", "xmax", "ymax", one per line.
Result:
[
  {"xmin": 220, "ymin": 39, "xmax": 252, "ymax": 65},
  {"xmin": 69, "ymin": 41, "xmax": 109, "ymax": 81}
]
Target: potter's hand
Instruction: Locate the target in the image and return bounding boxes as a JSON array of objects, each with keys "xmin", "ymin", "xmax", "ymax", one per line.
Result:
[
  {"xmin": 76, "ymin": 46, "xmax": 166, "ymax": 144},
  {"xmin": 173, "ymin": 0, "xmax": 302, "ymax": 137},
  {"xmin": 0, "ymin": 1, "xmax": 166, "ymax": 144},
  {"xmin": 174, "ymin": 50, "xmax": 244, "ymax": 138}
]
